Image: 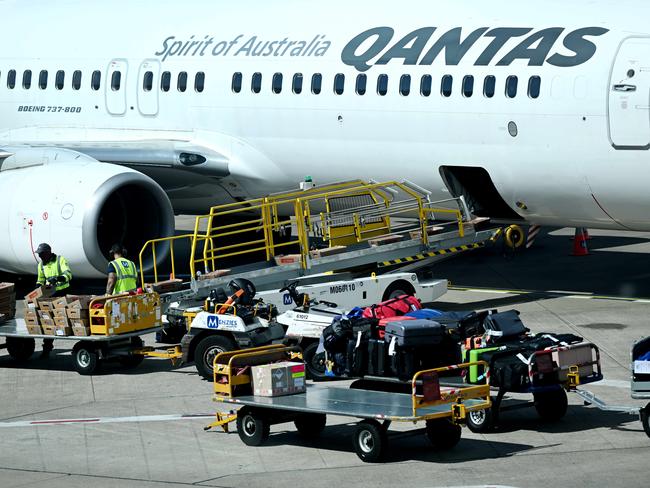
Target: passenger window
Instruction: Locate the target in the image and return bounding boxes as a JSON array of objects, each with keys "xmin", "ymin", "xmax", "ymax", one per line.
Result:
[
  {"xmin": 143, "ymin": 71, "xmax": 153, "ymax": 92},
  {"xmin": 55, "ymin": 70, "xmax": 64, "ymax": 90},
  {"xmin": 292, "ymin": 73, "xmax": 303, "ymax": 94},
  {"xmin": 311, "ymin": 73, "xmax": 322, "ymax": 94},
  {"xmin": 177, "ymin": 72, "xmax": 187, "ymax": 92},
  {"xmin": 72, "ymin": 70, "xmax": 81, "ymax": 90},
  {"xmin": 272, "ymin": 73, "xmax": 283, "ymax": 94},
  {"xmin": 91, "ymin": 70, "xmax": 101, "ymax": 90},
  {"xmin": 483, "ymin": 76, "xmax": 496, "ymax": 98},
  {"xmin": 377, "ymin": 74, "xmax": 388, "ymax": 96},
  {"xmin": 251, "ymin": 72, "xmax": 262, "ymax": 93},
  {"xmin": 23, "ymin": 70, "xmax": 32, "ymax": 89},
  {"xmin": 195, "ymin": 72, "xmax": 205, "ymax": 93},
  {"xmin": 399, "ymin": 75, "xmax": 411, "ymax": 96},
  {"xmin": 528, "ymin": 76, "xmax": 541, "ymax": 99},
  {"xmin": 334, "ymin": 73, "xmax": 345, "ymax": 95},
  {"xmin": 232, "ymin": 72, "xmax": 242, "ymax": 93},
  {"xmin": 441, "ymin": 75, "xmax": 453, "ymax": 97},
  {"xmin": 506, "ymin": 76, "xmax": 518, "ymax": 98},
  {"xmin": 7, "ymin": 69, "xmax": 16, "ymax": 89},
  {"xmin": 420, "ymin": 75, "xmax": 432, "ymax": 97},
  {"xmin": 111, "ymin": 71, "xmax": 121, "ymax": 91},
  {"xmin": 161, "ymin": 71, "xmax": 171, "ymax": 92},
  {"xmin": 39, "ymin": 70, "xmax": 48, "ymax": 90},
  {"xmin": 356, "ymin": 74, "xmax": 367, "ymax": 95},
  {"xmin": 462, "ymin": 75, "xmax": 474, "ymax": 98}
]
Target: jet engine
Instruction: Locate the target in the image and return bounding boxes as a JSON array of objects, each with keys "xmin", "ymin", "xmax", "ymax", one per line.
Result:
[{"xmin": 0, "ymin": 148, "xmax": 174, "ymax": 278}]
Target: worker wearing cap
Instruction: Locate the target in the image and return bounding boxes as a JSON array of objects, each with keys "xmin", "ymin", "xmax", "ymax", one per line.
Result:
[
  {"xmin": 35, "ymin": 243, "xmax": 73, "ymax": 357},
  {"xmin": 36, "ymin": 243, "xmax": 72, "ymax": 292},
  {"xmin": 106, "ymin": 244, "xmax": 138, "ymax": 295}
]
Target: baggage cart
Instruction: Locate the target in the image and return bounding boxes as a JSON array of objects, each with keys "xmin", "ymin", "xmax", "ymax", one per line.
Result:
[
  {"xmin": 211, "ymin": 345, "xmax": 491, "ymax": 462},
  {"xmin": 0, "ymin": 293, "xmax": 181, "ymax": 375},
  {"xmin": 572, "ymin": 336, "xmax": 650, "ymax": 438},
  {"xmin": 463, "ymin": 342, "xmax": 603, "ymax": 432}
]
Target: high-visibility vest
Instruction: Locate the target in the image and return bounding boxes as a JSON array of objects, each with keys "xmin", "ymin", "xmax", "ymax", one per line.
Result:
[
  {"xmin": 110, "ymin": 259, "xmax": 137, "ymax": 294},
  {"xmin": 37, "ymin": 255, "xmax": 72, "ymax": 292}
]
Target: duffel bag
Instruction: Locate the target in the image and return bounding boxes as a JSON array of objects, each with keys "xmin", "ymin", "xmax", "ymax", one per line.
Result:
[{"xmin": 362, "ymin": 295, "xmax": 421, "ymax": 320}]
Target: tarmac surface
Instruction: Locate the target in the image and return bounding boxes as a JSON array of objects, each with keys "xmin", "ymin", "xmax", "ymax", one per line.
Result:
[{"xmin": 1, "ymin": 226, "xmax": 650, "ymax": 488}]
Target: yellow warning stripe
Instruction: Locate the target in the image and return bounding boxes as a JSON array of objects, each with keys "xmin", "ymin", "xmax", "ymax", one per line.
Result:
[{"xmin": 379, "ymin": 243, "xmax": 484, "ymax": 267}]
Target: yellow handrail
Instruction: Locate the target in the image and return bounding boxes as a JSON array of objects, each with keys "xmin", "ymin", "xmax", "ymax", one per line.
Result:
[
  {"xmin": 139, "ymin": 234, "xmax": 194, "ymax": 285},
  {"xmin": 140, "ymin": 180, "xmax": 473, "ymax": 284}
]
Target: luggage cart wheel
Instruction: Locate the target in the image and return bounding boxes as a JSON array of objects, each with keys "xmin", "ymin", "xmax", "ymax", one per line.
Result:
[
  {"xmin": 466, "ymin": 408, "xmax": 494, "ymax": 433},
  {"xmin": 641, "ymin": 403, "xmax": 650, "ymax": 439},
  {"xmin": 72, "ymin": 343, "xmax": 100, "ymax": 375},
  {"xmin": 426, "ymin": 418, "xmax": 462, "ymax": 450},
  {"xmin": 294, "ymin": 413, "xmax": 326, "ymax": 439},
  {"xmin": 6, "ymin": 337, "xmax": 35, "ymax": 362},
  {"xmin": 236, "ymin": 407, "xmax": 270, "ymax": 446},
  {"xmin": 534, "ymin": 388, "xmax": 568, "ymax": 421},
  {"xmin": 353, "ymin": 419, "xmax": 388, "ymax": 463}
]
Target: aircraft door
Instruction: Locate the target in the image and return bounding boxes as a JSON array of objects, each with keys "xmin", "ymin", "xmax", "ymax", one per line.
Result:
[
  {"xmin": 106, "ymin": 59, "xmax": 128, "ymax": 116},
  {"xmin": 609, "ymin": 38, "xmax": 650, "ymax": 149},
  {"xmin": 137, "ymin": 60, "xmax": 160, "ymax": 116}
]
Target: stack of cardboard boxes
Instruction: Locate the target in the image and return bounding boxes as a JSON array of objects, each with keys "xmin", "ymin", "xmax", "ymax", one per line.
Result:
[
  {"xmin": 24, "ymin": 287, "xmax": 94, "ymax": 336},
  {"xmin": 0, "ymin": 282, "xmax": 16, "ymax": 324}
]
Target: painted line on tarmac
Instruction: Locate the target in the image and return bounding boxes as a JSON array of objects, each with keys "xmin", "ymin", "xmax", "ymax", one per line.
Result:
[
  {"xmin": 0, "ymin": 413, "xmax": 216, "ymax": 428},
  {"xmin": 448, "ymin": 286, "xmax": 650, "ymax": 304},
  {"xmin": 594, "ymin": 379, "xmax": 630, "ymax": 389}
]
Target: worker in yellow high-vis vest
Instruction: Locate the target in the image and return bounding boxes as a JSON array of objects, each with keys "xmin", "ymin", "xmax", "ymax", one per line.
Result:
[
  {"xmin": 35, "ymin": 242, "xmax": 73, "ymax": 357},
  {"xmin": 106, "ymin": 244, "xmax": 138, "ymax": 295}
]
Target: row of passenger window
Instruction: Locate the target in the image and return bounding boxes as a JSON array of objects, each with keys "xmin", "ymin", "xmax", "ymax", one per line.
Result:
[
  {"xmin": 2, "ymin": 69, "xmax": 206, "ymax": 93},
  {"xmin": 232, "ymin": 72, "xmax": 542, "ymax": 99}
]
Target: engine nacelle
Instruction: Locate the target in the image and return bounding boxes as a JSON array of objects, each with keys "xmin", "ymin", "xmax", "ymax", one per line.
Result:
[{"xmin": 0, "ymin": 148, "xmax": 174, "ymax": 278}]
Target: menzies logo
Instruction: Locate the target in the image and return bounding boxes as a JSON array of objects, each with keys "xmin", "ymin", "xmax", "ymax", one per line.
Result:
[
  {"xmin": 342, "ymin": 27, "xmax": 609, "ymax": 72},
  {"xmin": 206, "ymin": 315, "xmax": 240, "ymax": 329}
]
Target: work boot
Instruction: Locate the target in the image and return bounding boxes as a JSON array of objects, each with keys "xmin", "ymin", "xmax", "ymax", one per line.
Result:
[{"xmin": 40, "ymin": 339, "xmax": 54, "ymax": 358}]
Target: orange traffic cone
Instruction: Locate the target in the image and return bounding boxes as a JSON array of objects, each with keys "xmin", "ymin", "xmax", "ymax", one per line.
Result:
[{"xmin": 572, "ymin": 227, "xmax": 589, "ymax": 256}]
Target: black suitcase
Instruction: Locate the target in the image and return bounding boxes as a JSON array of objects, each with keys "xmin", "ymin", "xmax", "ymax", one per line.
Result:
[
  {"xmin": 384, "ymin": 319, "xmax": 445, "ymax": 347},
  {"xmin": 345, "ymin": 338, "xmax": 368, "ymax": 377},
  {"xmin": 483, "ymin": 310, "xmax": 528, "ymax": 342},
  {"xmin": 489, "ymin": 350, "xmax": 532, "ymax": 390},
  {"xmin": 390, "ymin": 346, "xmax": 418, "ymax": 380},
  {"xmin": 367, "ymin": 339, "xmax": 387, "ymax": 376},
  {"xmin": 434, "ymin": 310, "xmax": 490, "ymax": 339}
]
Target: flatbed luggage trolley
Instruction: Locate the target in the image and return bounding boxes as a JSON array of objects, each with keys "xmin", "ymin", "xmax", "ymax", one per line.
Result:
[
  {"xmin": 464, "ymin": 341, "xmax": 603, "ymax": 432},
  {"xmin": 212, "ymin": 345, "xmax": 491, "ymax": 462},
  {"xmin": 573, "ymin": 336, "xmax": 650, "ymax": 438},
  {"xmin": 0, "ymin": 293, "xmax": 181, "ymax": 375}
]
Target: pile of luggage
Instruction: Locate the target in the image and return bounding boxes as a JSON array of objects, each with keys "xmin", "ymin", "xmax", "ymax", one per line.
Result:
[{"xmin": 319, "ymin": 295, "xmax": 601, "ymax": 388}]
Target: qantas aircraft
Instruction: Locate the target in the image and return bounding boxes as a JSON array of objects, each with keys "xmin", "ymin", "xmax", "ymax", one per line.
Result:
[{"xmin": 0, "ymin": 0, "xmax": 648, "ymax": 277}]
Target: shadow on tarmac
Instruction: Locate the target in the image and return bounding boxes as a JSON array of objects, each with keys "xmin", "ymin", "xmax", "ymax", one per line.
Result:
[
  {"xmin": 433, "ymin": 228, "xmax": 650, "ymax": 298},
  {"xmin": 0, "ymin": 350, "xmax": 180, "ymax": 375},
  {"xmin": 230, "ymin": 422, "xmax": 536, "ymax": 463}
]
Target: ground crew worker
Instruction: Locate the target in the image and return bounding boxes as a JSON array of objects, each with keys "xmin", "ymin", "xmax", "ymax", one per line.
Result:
[
  {"xmin": 106, "ymin": 244, "xmax": 138, "ymax": 295},
  {"xmin": 35, "ymin": 243, "xmax": 73, "ymax": 357}
]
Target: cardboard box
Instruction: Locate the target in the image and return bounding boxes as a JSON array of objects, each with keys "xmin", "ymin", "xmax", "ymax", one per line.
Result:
[
  {"xmin": 53, "ymin": 308, "xmax": 68, "ymax": 319},
  {"xmin": 23, "ymin": 299, "xmax": 36, "ymax": 311},
  {"xmin": 273, "ymin": 254, "xmax": 302, "ymax": 266},
  {"xmin": 309, "ymin": 246, "xmax": 347, "ymax": 259},
  {"xmin": 26, "ymin": 323, "xmax": 43, "ymax": 335},
  {"xmin": 54, "ymin": 325, "xmax": 72, "ymax": 337},
  {"xmin": 65, "ymin": 295, "xmax": 95, "ymax": 309},
  {"xmin": 54, "ymin": 316, "xmax": 69, "ymax": 327},
  {"xmin": 37, "ymin": 309, "xmax": 53, "ymax": 320},
  {"xmin": 0, "ymin": 282, "xmax": 15, "ymax": 295},
  {"xmin": 71, "ymin": 322, "xmax": 91, "ymax": 336},
  {"xmin": 67, "ymin": 308, "xmax": 89, "ymax": 320},
  {"xmin": 151, "ymin": 279, "xmax": 183, "ymax": 293},
  {"xmin": 24, "ymin": 311, "xmax": 40, "ymax": 326},
  {"xmin": 24, "ymin": 286, "xmax": 55, "ymax": 303},
  {"xmin": 41, "ymin": 323, "xmax": 56, "ymax": 335},
  {"xmin": 36, "ymin": 297, "xmax": 58, "ymax": 311},
  {"xmin": 252, "ymin": 361, "xmax": 306, "ymax": 397},
  {"xmin": 52, "ymin": 296, "xmax": 71, "ymax": 309}
]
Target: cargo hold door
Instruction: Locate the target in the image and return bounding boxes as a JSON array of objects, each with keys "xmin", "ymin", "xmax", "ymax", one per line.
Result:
[{"xmin": 609, "ymin": 38, "xmax": 650, "ymax": 149}]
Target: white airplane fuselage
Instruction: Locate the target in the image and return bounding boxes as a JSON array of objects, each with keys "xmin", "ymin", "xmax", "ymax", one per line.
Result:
[{"xmin": 0, "ymin": 0, "xmax": 649, "ymax": 277}]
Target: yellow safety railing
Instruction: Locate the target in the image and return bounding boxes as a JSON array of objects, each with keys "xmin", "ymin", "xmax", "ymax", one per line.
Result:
[
  {"xmin": 140, "ymin": 180, "xmax": 474, "ymax": 284},
  {"xmin": 139, "ymin": 234, "xmax": 195, "ymax": 285}
]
